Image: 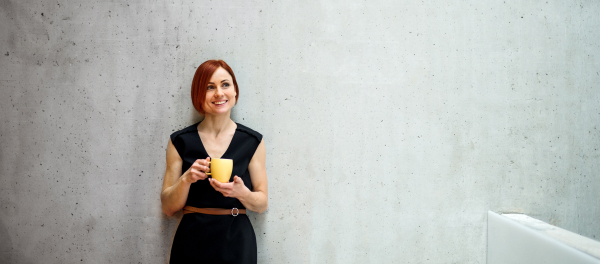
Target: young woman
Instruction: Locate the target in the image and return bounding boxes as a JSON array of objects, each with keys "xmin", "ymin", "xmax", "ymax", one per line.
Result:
[{"xmin": 161, "ymin": 60, "xmax": 268, "ymax": 263}]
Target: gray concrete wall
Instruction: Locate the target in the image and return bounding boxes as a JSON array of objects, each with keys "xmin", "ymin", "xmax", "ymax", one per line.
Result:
[{"xmin": 1, "ymin": 0, "xmax": 599, "ymax": 263}]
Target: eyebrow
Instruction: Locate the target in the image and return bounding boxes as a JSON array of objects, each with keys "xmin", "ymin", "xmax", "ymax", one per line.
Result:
[{"xmin": 207, "ymin": 79, "xmax": 230, "ymax": 85}]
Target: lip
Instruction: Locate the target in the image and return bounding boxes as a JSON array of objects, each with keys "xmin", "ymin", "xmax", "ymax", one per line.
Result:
[{"xmin": 212, "ymin": 100, "xmax": 228, "ymax": 106}]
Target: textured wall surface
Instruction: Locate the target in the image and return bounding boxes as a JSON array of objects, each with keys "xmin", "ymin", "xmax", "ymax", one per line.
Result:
[{"xmin": 1, "ymin": 0, "xmax": 599, "ymax": 263}]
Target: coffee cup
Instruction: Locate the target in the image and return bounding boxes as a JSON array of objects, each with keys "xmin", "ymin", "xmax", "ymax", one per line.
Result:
[{"xmin": 206, "ymin": 158, "xmax": 233, "ymax": 183}]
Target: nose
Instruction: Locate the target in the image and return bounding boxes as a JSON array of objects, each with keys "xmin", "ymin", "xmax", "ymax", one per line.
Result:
[{"xmin": 214, "ymin": 87, "xmax": 224, "ymax": 97}]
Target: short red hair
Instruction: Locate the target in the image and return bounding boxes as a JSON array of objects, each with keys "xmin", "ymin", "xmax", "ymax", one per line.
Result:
[{"xmin": 191, "ymin": 60, "xmax": 239, "ymax": 115}]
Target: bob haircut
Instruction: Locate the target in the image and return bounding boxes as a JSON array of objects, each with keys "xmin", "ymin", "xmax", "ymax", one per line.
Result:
[{"xmin": 191, "ymin": 60, "xmax": 239, "ymax": 115}]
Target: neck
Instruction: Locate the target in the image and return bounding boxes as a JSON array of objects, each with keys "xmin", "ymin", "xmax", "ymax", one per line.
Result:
[{"xmin": 199, "ymin": 113, "xmax": 234, "ymax": 135}]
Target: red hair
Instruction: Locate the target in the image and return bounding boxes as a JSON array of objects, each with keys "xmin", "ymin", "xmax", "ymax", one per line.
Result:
[{"xmin": 191, "ymin": 60, "xmax": 239, "ymax": 115}]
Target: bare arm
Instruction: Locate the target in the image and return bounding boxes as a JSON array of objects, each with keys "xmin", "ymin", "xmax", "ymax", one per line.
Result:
[
  {"xmin": 239, "ymin": 139, "xmax": 268, "ymax": 213},
  {"xmin": 209, "ymin": 139, "xmax": 268, "ymax": 213},
  {"xmin": 160, "ymin": 138, "xmax": 210, "ymax": 217}
]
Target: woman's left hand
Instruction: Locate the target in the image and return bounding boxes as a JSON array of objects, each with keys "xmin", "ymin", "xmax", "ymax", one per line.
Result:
[{"xmin": 209, "ymin": 176, "xmax": 250, "ymax": 199}]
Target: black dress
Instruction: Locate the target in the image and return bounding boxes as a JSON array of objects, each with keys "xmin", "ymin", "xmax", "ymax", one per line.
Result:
[{"xmin": 169, "ymin": 121, "xmax": 262, "ymax": 264}]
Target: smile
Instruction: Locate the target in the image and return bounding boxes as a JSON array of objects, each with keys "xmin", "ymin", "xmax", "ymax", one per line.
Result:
[{"xmin": 213, "ymin": 100, "xmax": 228, "ymax": 105}]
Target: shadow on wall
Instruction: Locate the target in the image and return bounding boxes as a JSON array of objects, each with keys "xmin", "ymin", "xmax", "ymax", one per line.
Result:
[{"xmin": 0, "ymin": 216, "xmax": 33, "ymax": 264}]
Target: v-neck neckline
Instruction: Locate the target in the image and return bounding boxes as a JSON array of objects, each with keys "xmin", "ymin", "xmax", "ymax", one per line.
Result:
[{"xmin": 196, "ymin": 121, "xmax": 238, "ymax": 159}]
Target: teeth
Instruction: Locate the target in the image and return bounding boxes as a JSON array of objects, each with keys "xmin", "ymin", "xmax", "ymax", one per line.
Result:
[{"xmin": 214, "ymin": 101, "xmax": 226, "ymax": 105}]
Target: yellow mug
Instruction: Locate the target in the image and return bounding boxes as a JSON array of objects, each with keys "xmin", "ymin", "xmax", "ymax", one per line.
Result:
[{"xmin": 206, "ymin": 158, "xmax": 233, "ymax": 183}]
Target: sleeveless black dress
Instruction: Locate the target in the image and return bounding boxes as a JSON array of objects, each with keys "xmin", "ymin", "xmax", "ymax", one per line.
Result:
[{"xmin": 169, "ymin": 121, "xmax": 262, "ymax": 264}]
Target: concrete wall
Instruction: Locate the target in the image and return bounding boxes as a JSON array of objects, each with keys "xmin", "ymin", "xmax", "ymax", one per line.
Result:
[{"xmin": 1, "ymin": 0, "xmax": 599, "ymax": 263}]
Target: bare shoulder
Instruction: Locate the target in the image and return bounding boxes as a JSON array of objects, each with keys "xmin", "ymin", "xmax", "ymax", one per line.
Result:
[
  {"xmin": 252, "ymin": 139, "xmax": 266, "ymax": 161},
  {"xmin": 166, "ymin": 138, "xmax": 182, "ymax": 168}
]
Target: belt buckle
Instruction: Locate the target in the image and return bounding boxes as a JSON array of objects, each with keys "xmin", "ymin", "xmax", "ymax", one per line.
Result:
[{"xmin": 231, "ymin": 208, "xmax": 239, "ymax": 217}]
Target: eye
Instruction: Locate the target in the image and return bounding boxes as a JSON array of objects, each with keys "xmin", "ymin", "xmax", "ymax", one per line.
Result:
[
  {"xmin": 207, "ymin": 85, "xmax": 215, "ymax": 90},
  {"xmin": 222, "ymin": 83, "xmax": 230, "ymax": 88}
]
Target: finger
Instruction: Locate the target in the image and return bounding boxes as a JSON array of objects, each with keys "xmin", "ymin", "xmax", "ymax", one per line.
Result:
[
  {"xmin": 199, "ymin": 165, "xmax": 210, "ymax": 172},
  {"xmin": 192, "ymin": 163, "xmax": 211, "ymax": 173},
  {"xmin": 234, "ymin": 176, "xmax": 243, "ymax": 184},
  {"xmin": 192, "ymin": 168, "xmax": 204, "ymax": 176},
  {"xmin": 220, "ymin": 182, "xmax": 234, "ymax": 190},
  {"xmin": 197, "ymin": 159, "xmax": 209, "ymax": 166},
  {"xmin": 190, "ymin": 164, "xmax": 204, "ymax": 172},
  {"xmin": 215, "ymin": 180, "xmax": 234, "ymax": 191},
  {"xmin": 191, "ymin": 169, "xmax": 207, "ymax": 180},
  {"xmin": 210, "ymin": 180, "xmax": 228, "ymax": 195},
  {"xmin": 209, "ymin": 178, "xmax": 221, "ymax": 189},
  {"xmin": 210, "ymin": 178, "xmax": 221, "ymax": 187},
  {"xmin": 198, "ymin": 157, "xmax": 211, "ymax": 168}
]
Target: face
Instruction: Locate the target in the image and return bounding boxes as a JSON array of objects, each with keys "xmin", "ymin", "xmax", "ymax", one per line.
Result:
[{"xmin": 202, "ymin": 67, "xmax": 237, "ymax": 115}]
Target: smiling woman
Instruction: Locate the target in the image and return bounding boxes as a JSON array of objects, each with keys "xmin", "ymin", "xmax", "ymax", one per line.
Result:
[
  {"xmin": 191, "ymin": 61, "xmax": 240, "ymax": 115},
  {"xmin": 160, "ymin": 60, "xmax": 268, "ymax": 264}
]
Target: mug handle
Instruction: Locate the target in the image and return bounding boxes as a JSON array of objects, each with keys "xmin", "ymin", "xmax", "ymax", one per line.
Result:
[{"xmin": 205, "ymin": 161, "xmax": 211, "ymax": 175}]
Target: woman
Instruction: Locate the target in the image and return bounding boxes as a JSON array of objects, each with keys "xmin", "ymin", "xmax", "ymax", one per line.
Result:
[{"xmin": 161, "ymin": 60, "xmax": 268, "ymax": 263}]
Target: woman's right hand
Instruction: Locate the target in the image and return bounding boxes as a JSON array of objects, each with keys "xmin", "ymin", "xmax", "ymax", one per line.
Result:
[{"xmin": 182, "ymin": 157, "xmax": 211, "ymax": 184}]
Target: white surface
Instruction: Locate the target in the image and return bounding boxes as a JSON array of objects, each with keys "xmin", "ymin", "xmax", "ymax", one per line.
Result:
[
  {"xmin": 488, "ymin": 211, "xmax": 600, "ymax": 264},
  {"xmin": 503, "ymin": 213, "xmax": 600, "ymax": 259}
]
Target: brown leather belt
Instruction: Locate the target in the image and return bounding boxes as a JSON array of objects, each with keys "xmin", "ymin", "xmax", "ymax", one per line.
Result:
[{"xmin": 183, "ymin": 206, "xmax": 246, "ymax": 216}]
